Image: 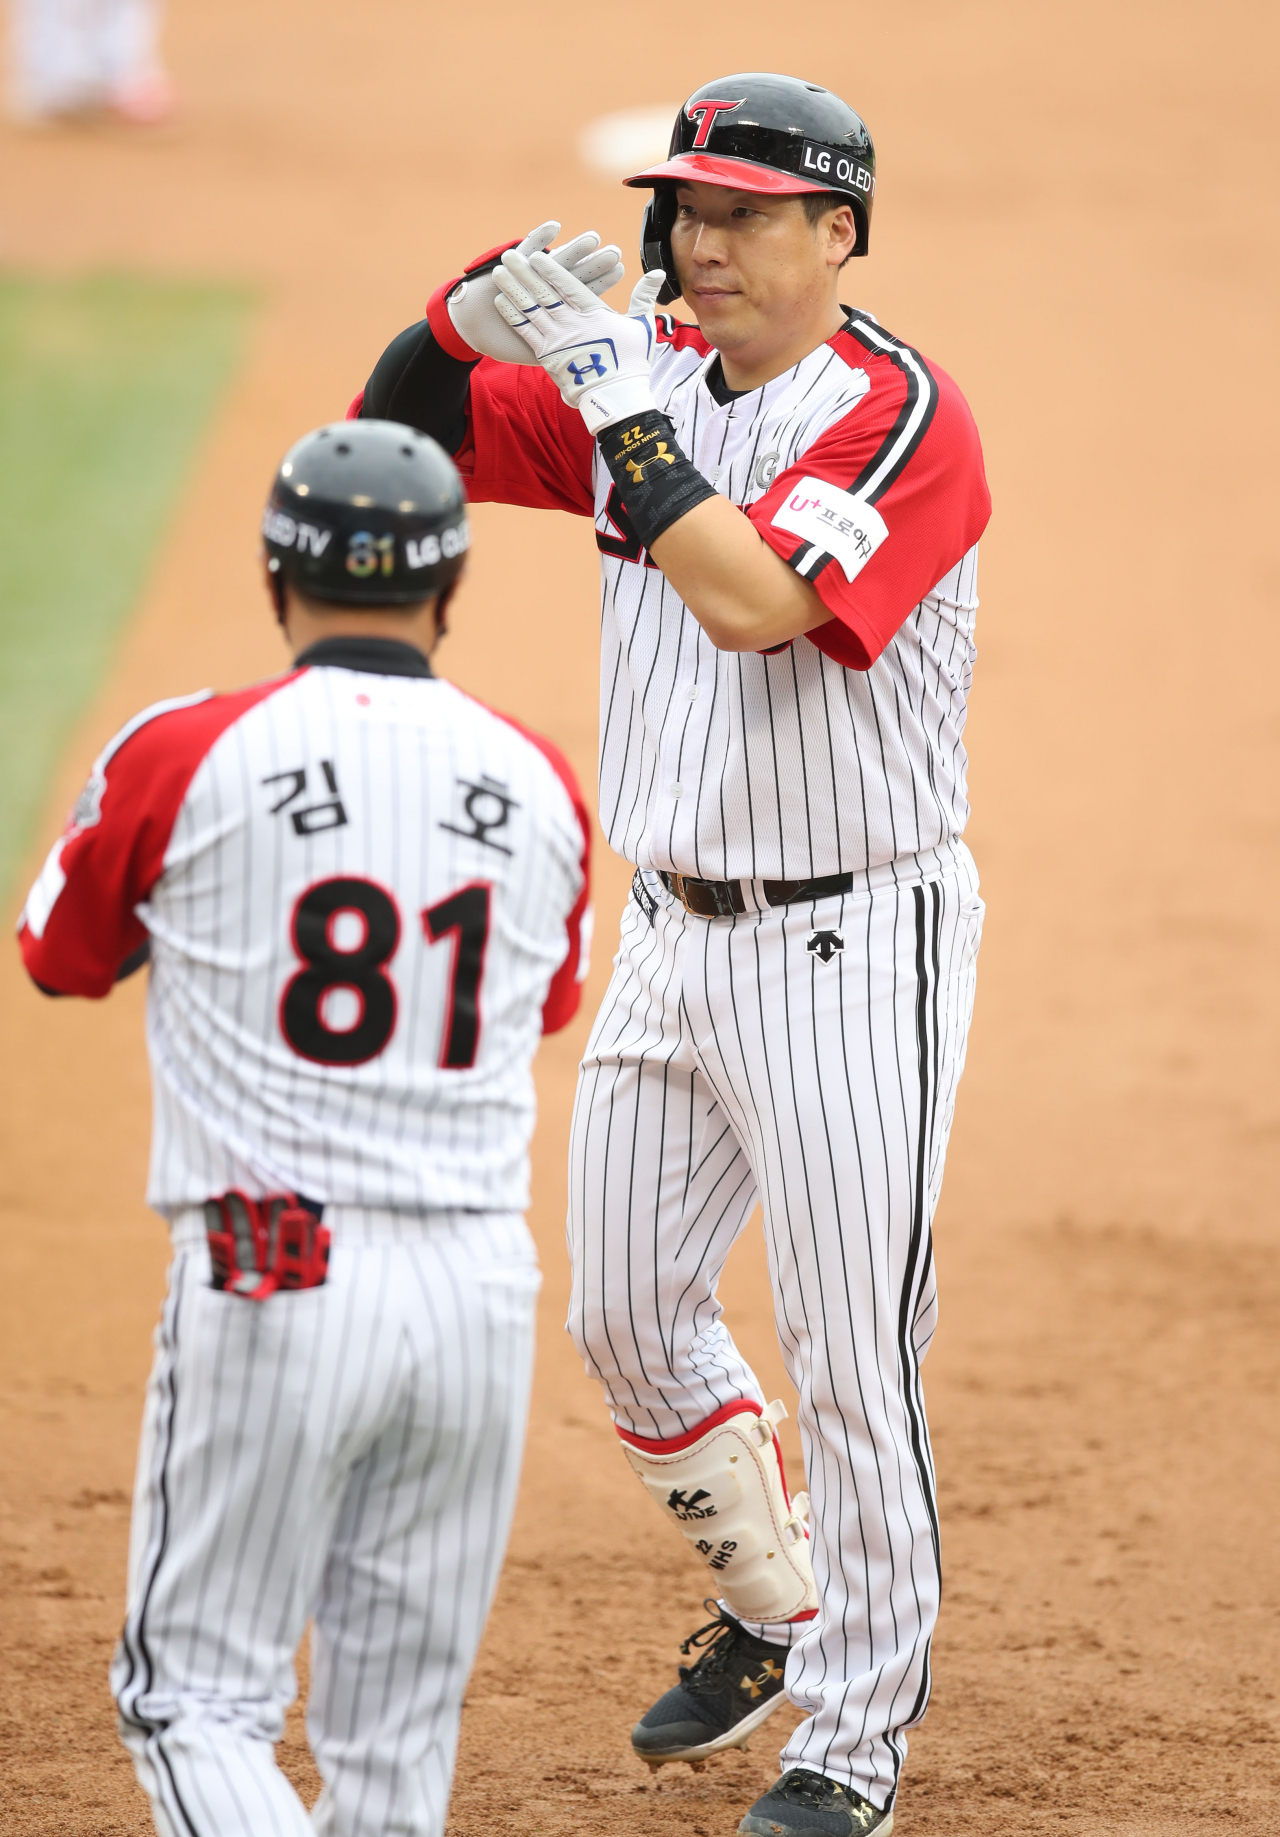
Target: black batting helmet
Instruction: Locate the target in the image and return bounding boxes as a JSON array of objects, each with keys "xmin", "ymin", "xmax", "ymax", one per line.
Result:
[
  {"xmin": 263, "ymin": 420, "xmax": 469, "ymax": 608},
  {"xmin": 627, "ymin": 73, "xmax": 876, "ymax": 305}
]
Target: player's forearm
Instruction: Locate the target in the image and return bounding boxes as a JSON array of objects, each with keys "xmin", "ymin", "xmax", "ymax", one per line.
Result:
[
  {"xmin": 648, "ymin": 495, "xmax": 833, "ymax": 652},
  {"xmin": 595, "ymin": 411, "xmax": 831, "ymax": 653},
  {"xmin": 359, "ymin": 320, "xmax": 477, "ymax": 455}
]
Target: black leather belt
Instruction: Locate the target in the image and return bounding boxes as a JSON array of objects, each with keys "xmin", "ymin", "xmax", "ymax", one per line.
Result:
[{"xmin": 659, "ymin": 870, "xmax": 855, "ymax": 919}]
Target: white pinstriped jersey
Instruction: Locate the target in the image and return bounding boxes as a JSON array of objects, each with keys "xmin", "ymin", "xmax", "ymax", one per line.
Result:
[
  {"xmin": 456, "ymin": 308, "xmax": 991, "ymax": 883},
  {"xmin": 19, "ymin": 641, "xmax": 591, "ymax": 1213}
]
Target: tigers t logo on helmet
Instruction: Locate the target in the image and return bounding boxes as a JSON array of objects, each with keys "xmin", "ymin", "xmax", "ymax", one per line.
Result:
[{"xmin": 685, "ymin": 96, "xmax": 745, "ymax": 147}]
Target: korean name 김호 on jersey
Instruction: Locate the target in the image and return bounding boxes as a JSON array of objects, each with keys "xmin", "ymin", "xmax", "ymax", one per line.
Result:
[
  {"xmin": 393, "ymin": 309, "xmax": 991, "ymax": 884},
  {"xmin": 18, "ymin": 640, "xmax": 591, "ymax": 1212}
]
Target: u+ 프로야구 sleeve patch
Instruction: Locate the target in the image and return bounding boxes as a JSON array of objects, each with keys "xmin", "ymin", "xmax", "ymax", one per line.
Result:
[{"xmin": 771, "ymin": 477, "xmax": 888, "ymax": 583}]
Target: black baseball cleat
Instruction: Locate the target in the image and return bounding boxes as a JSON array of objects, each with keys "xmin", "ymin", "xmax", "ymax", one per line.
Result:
[
  {"xmin": 631, "ymin": 1607, "xmax": 791, "ymax": 1769},
  {"xmin": 738, "ymin": 1769, "xmax": 893, "ymax": 1837}
]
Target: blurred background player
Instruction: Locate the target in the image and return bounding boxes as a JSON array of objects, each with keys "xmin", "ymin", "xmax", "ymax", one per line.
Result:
[
  {"xmin": 7, "ymin": 0, "xmax": 172, "ymax": 123},
  {"xmin": 16, "ymin": 420, "xmax": 591, "ymax": 1837}
]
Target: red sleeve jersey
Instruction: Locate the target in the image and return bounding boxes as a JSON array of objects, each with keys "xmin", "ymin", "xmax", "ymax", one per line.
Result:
[
  {"xmin": 19, "ymin": 684, "xmax": 288, "ymax": 999},
  {"xmin": 749, "ymin": 315, "xmax": 991, "ymax": 670},
  {"xmin": 347, "ymin": 362, "xmax": 592, "ymax": 514},
  {"xmin": 351, "ymin": 305, "xmax": 986, "ymax": 671},
  {"xmin": 19, "ymin": 672, "xmax": 589, "ymax": 1036},
  {"xmin": 454, "ymin": 315, "xmax": 716, "ymax": 517},
  {"xmin": 447, "ymin": 304, "xmax": 715, "ymax": 518},
  {"xmin": 17, "ymin": 658, "xmax": 594, "ymax": 1212},
  {"xmin": 349, "ymin": 316, "xmax": 713, "ymax": 518},
  {"xmin": 458, "ymin": 364, "xmax": 595, "ymax": 515}
]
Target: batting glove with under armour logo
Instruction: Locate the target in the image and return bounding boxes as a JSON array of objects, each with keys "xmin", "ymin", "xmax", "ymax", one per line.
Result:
[
  {"xmin": 439, "ymin": 222, "xmax": 624, "ymax": 368},
  {"xmin": 492, "ymin": 248, "xmax": 667, "ymax": 435}
]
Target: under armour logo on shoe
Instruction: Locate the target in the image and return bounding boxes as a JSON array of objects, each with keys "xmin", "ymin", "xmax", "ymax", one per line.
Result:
[
  {"xmin": 749, "ymin": 1769, "xmax": 890, "ymax": 1835},
  {"xmin": 741, "ymin": 1658, "xmax": 784, "ymax": 1698},
  {"xmin": 848, "ymin": 1801, "xmax": 886, "ymax": 1832},
  {"xmin": 806, "ymin": 929, "xmax": 845, "ymax": 963}
]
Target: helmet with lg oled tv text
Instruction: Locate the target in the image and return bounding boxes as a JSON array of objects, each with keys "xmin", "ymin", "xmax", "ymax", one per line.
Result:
[
  {"xmin": 263, "ymin": 420, "xmax": 469, "ymax": 608},
  {"xmin": 627, "ymin": 73, "xmax": 875, "ymax": 304}
]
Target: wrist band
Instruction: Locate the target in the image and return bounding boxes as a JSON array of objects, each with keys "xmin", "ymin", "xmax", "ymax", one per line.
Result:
[{"xmin": 600, "ymin": 410, "xmax": 718, "ymax": 553}]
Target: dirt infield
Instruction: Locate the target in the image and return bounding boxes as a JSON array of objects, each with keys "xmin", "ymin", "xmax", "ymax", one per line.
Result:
[{"xmin": 1, "ymin": 2, "xmax": 1277, "ymax": 1831}]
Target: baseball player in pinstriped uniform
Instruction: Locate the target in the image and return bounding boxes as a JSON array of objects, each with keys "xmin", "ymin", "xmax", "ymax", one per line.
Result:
[
  {"xmin": 354, "ymin": 71, "xmax": 990, "ymax": 1837},
  {"xmin": 17, "ymin": 421, "xmax": 592, "ymax": 1837}
]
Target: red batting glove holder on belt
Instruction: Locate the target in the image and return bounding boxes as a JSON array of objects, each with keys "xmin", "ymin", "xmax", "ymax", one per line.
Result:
[{"xmin": 203, "ymin": 1191, "xmax": 330, "ymax": 1301}]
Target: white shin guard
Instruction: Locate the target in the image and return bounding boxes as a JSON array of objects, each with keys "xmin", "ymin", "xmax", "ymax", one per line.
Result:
[{"xmin": 619, "ymin": 1400, "xmax": 818, "ymax": 1623}]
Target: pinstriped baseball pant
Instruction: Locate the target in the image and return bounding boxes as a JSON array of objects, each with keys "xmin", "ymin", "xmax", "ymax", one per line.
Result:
[
  {"xmin": 111, "ymin": 1212, "xmax": 539, "ymax": 1837},
  {"xmin": 567, "ymin": 848, "xmax": 983, "ymax": 1811}
]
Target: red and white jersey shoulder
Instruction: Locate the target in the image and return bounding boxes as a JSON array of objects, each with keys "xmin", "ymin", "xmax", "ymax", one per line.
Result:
[
  {"xmin": 596, "ymin": 309, "xmax": 992, "ymax": 881},
  {"xmin": 18, "ymin": 642, "xmax": 591, "ymax": 1215},
  {"xmin": 446, "ymin": 307, "xmax": 991, "ymax": 883}
]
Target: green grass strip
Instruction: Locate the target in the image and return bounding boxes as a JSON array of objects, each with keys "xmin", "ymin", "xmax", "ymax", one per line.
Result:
[{"xmin": 0, "ymin": 272, "xmax": 253, "ymax": 899}]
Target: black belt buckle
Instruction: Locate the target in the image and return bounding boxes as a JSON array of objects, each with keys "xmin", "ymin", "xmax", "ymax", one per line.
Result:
[{"xmin": 664, "ymin": 873, "xmax": 746, "ymax": 918}]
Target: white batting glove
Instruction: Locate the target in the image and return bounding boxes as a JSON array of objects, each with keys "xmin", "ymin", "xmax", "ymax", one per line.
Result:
[
  {"xmin": 492, "ymin": 248, "xmax": 667, "ymax": 434},
  {"xmin": 446, "ymin": 222, "xmax": 624, "ymax": 367}
]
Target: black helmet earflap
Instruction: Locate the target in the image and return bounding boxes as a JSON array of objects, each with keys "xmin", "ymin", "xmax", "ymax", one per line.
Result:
[{"xmin": 640, "ymin": 188, "xmax": 681, "ymax": 305}]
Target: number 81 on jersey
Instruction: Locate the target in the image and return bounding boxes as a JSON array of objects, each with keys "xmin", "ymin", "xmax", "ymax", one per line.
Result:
[{"xmin": 280, "ymin": 875, "xmax": 489, "ymax": 1070}]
